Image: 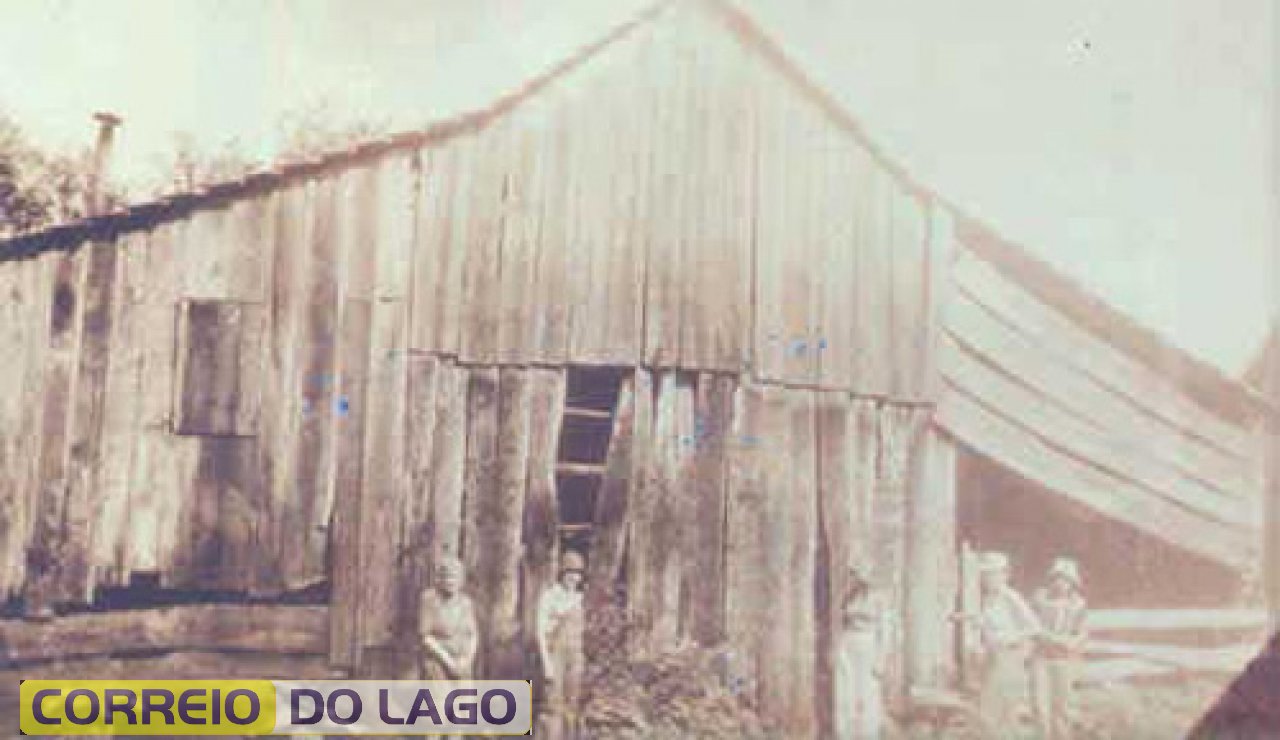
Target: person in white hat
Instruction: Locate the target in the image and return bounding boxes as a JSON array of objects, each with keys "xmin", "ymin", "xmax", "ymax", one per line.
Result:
[
  {"xmin": 834, "ymin": 564, "xmax": 892, "ymax": 740},
  {"xmin": 1031, "ymin": 557, "xmax": 1088, "ymax": 740},
  {"xmin": 415, "ymin": 555, "xmax": 478, "ymax": 680},
  {"xmin": 975, "ymin": 551, "xmax": 1043, "ymax": 737},
  {"xmin": 536, "ymin": 549, "xmax": 587, "ymax": 740}
]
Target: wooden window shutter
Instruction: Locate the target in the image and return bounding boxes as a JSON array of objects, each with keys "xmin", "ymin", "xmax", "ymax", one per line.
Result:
[{"xmin": 173, "ymin": 299, "xmax": 264, "ymax": 436}]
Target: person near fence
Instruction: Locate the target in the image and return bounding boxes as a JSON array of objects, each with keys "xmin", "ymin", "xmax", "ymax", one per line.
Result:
[
  {"xmin": 536, "ymin": 549, "xmax": 587, "ymax": 740},
  {"xmin": 1031, "ymin": 558, "xmax": 1088, "ymax": 740},
  {"xmin": 415, "ymin": 556, "xmax": 478, "ymax": 680},
  {"xmin": 975, "ymin": 551, "xmax": 1043, "ymax": 737},
  {"xmin": 834, "ymin": 564, "xmax": 891, "ymax": 740}
]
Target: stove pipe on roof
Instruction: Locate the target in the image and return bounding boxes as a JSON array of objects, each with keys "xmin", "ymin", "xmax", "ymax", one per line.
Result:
[{"xmin": 85, "ymin": 111, "xmax": 122, "ymax": 217}]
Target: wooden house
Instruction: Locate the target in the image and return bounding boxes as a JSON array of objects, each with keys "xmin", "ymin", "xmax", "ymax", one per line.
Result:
[{"xmin": 0, "ymin": 0, "xmax": 1270, "ymax": 733}]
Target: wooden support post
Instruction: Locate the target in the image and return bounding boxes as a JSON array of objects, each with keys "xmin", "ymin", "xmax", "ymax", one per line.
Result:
[{"xmin": 905, "ymin": 425, "xmax": 958, "ymax": 690}]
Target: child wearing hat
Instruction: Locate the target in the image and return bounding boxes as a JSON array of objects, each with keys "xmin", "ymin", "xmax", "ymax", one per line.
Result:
[
  {"xmin": 834, "ymin": 564, "xmax": 892, "ymax": 740},
  {"xmin": 1031, "ymin": 557, "xmax": 1088, "ymax": 740},
  {"xmin": 536, "ymin": 549, "xmax": 587, "ymax": 740}
]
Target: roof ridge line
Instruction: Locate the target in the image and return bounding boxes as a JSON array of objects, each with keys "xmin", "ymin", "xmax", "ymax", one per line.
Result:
[{"xmin": 0, "ymin": 0, "xmax": 673, "ymax": 260}]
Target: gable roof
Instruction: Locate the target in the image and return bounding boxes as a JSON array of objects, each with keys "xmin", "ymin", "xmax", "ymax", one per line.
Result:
[{"xmin": 0, "ymin": 0, "xmax": 1267, "ymax": 420}]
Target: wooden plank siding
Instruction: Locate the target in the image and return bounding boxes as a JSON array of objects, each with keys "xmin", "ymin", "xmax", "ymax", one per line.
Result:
[
  {"xmin": 0, "ymin": 257, "xmax": 38, "ymax": 597},
  {"xmin": 0, "ymin": 11, "xmax": 1268, "ymax": 740}
]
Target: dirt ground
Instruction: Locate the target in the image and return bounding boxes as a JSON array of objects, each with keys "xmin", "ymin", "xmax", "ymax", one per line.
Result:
[{"xmin": 888, "ymin": 676, "xmax": 1229, "ymax": 740}]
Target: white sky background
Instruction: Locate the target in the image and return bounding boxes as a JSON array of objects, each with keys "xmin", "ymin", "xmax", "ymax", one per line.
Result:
[{"xmin": 0, "ymin": 0, "xmax": 1273, "ymax": 373}]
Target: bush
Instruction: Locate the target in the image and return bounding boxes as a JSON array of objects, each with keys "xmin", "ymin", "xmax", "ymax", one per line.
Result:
[{"xmin": 578, "ymin": 602, "xmax": 769, "ymax": 739}]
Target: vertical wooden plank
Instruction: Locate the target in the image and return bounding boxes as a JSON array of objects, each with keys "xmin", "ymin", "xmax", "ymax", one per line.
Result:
[
  {"xmin": 429, "ymin": 362, "xmax": 469, "ymax": 568},
  {"xmin": 785, "ymin": 88, "xmax": 826, "ymax": 388},
  {"xmin": 328, "ymin": 297, "xmax": 371, "ymax": 667},
  {"xmin": 122, "ymin": 224, "xmax": 170, "ymax": 573},
  {"xmin": 402, "ymin": 353, "xmax": 439, "ymax": 591},
  {"xmin": 290, "ymin": 175, "xmax": 342, "ymax": 587},
  {"xmin": 318, "ymin": 170, "xmax": 374, "ymax": 602},
  {"xmin": 459, "ymin": 123, "xmax": 510, "ymax": 364},
  {"xmin": 753, "ymin": 70, "xmax": 812, "ymax": 384},
  {"xmin": 585, "ymin": 376, "xmax": 637, "ymax": 614},
  {"xmin": 255, "ymin": 183, "xmax": 312, "ymax": 590},
  {"xmin": 706, "ymin": 36, "xmax": 755, "ymax": 372},
  {"xmin": 11, "ymin": 255, "xmax": 53, "ymax": 598},
  {"xmin": 850, "ymin": 399, "xmax": 881, "ymax": 567},
  {"xmin": 495, "ymin": 123, "xmax": 542, "ymax": 364},
  {"xmin": 640, "ymin": 17, "xmax": 687, "ymax": 368},
  {"xmin": 622, "ymin": 367, "xmax": 655, "ymax": 648},
  {"xmin": 628, "ymin": 370, "xmax": 669, "ymax": 651},
  {"xmin": 90, "ymin": 234, "xmax": 147, "ymax": 586},
  {"xmin": 669, "ymin": 36, "xmax": 706, "ymax": 372},
  {"xmin": 675, "ymin": 40, "xmax": 715, "ymax": 370},
  {"xmin": 787, "ymin": 390, "xmax": 818, "ymax": 736},
  {"xmin": 873, "ymin": 403, "xmax": 927, "ymax": 703},
  {"xmin": 479, "ymin": 369, "xmax": 534, "ymax": 677},
  {"xmin": 409, "ymin": 147, "xmax": 445, "ymax": 352},
  {"xmin": 670, "ymin": 373, "xmax": 696, "ymax": 641},
  {"xmin": 859, "ymin": 167, "xmax": 895, "ymax": 396},
  {"xmin": 374, "ymin": 153, "xmax": 418, "ymax": 300},
  {"xmin": 642, "ymin": 370, "xmax": 687, "ymax": 649},
  {"xmin": 462, "ymin": 367, "xmax": 501, "ymax": 668},
  {"xmin": 527, "ymin": 102, "xmax": 572, "ymax": 364},
  {"xmin": 416, "ymin": 139, "xmax": 474, "ymax": 356},
  {"xmin": 816, "ymin": 130, "xmax": 858, "ymax": 390},
  {"xmin": 686, "ymin": 373, "xmax": 733, "ymax": 645},
  {"xmin": 889, "ymin": 187, "xmax": 929, "ymax": 400},
  {"xmin": 0, "ymin": 261, "xmax": 28, "ymax": 598},
  {"xmin": 905, "ymin": 426, "xmax": 958, "ymax": 689},
  {"xmin": 814, "ymin": 390, "xmax": 851, "ymax": 739},
  {"xmin": 27, "ymin": 244, "xmax": 90, "ymax": 607},
  {"xmin": 564, "ymin": 66, "xmax": 612, "ymax": 364},
  {"xmin": 358, "ymin": 299, "xmax": 410, "ymax": 649},
  {"xmin": 847, "ymin": 147, "xmax": 882, "ymax": 394},
  {"xmin": 757, "ymin": 384, "xmax": 795, "ymax": 729},
  {"xmin": 725, "ymin": 381, "xmax": 768, "ymax": 703},
  {"xmin": 520, "ymin": 368, "xmax": 566, "ymax": 648},
  {"xmin": 356, "ymin": 145, "xmax": 418, "ymax": 633},
  {"xmin": 589, "ymin": 30, "xmax": 647, "ymax": 365}
]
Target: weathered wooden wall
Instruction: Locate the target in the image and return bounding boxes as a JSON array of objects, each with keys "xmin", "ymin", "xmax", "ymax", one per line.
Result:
[{"xmin": 0, "ymin": 1, "xmax": 940, "ymax": 604}]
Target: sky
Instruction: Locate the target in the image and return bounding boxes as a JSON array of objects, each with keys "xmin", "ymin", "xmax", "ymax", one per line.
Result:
[{"xmin": 0, "ymin": 0, "xmax": 1273, "ymax": 373}]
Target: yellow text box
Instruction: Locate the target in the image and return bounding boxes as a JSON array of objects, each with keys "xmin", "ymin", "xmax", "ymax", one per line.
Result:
[{"xmin": 19, "ymin": 680, "xmax": 276, "ymax": 736}]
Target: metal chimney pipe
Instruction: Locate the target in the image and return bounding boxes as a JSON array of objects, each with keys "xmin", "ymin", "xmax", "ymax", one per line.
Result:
[{"xmin": 85, "ymin": 111, "xmax": 122, "ymax": 217}]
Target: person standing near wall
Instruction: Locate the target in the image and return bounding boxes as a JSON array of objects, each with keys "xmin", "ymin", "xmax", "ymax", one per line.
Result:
[
  {"xmin": 1030, "ymin": 558, "xmax": 1088, "ymax": 740},
  {"xmin": 415, "ymin": 556, "xmax": 478, "ymax": 680},
  {"xmin": 834, "ymin": 565, "xmax": 892, "ymax": 740},
  {"xmin": 975, "ymin": 551, "xmax": 1043, "ymax": 738},
  {"xmin": 536, "ymin": 549, "xmax": 586, "ymax": 740}
]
